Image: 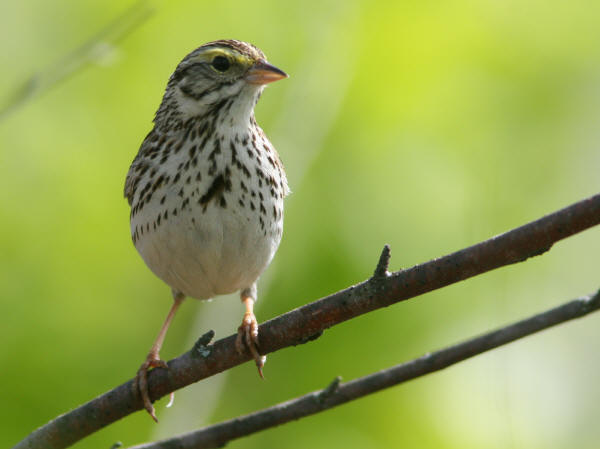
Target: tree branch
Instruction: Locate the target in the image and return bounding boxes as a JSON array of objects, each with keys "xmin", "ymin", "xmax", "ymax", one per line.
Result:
[
  {"xmin": 126, "ymin": 289, "xmax": 600, "ymax": 449},
  {"xmin": 0, "ymin": 0, "xmax": 153, "ymax": 122},
  {"xmin": 13, "ymin": 193, "xmax": 600, "ymax": 449}
]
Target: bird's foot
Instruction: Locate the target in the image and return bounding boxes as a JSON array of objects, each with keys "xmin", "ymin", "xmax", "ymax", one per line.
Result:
[
  {"xmin": 134, "ymin": 354, "xmax": 169, "ymax": 422},
  {"xmin": 236, "ymin": 311, "xmax": 266, "ymax": 378}
]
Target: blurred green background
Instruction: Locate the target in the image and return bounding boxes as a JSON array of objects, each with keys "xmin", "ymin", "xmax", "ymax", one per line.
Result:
[{"xmin": 1, "ymin": 0, "xmax": 599, "ymax": 448}]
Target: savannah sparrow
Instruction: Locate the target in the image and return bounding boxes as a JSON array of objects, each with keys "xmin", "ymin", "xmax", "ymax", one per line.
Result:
[{"xmin": 124, "ymin": 40, "xmax": 289, "ymax": 421}]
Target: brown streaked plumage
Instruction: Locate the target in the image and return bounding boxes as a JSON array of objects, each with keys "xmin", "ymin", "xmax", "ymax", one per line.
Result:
[{"xmin": 124, "ymin": 39, "xmax": 288, "ymax": 421}]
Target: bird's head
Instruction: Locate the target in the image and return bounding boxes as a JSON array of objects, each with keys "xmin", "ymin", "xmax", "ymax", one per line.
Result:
[{"xmin": 157, "ymin": 40, "xmax": 287, "ymax": 127}]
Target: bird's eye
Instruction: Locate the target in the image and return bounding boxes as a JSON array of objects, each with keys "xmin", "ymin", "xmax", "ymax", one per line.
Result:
[{"xmin": 211, "ymin": 56, "xmax": 230, "ymax": 72}]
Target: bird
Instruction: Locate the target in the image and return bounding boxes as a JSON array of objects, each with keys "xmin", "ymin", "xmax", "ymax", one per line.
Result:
[{"xmin": 124, "ymin": 40, "xmax": 289, "ymax": 421}]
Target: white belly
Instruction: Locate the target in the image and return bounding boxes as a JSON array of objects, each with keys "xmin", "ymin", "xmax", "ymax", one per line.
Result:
[
  {"xmin": 128, "ymin": 116, "xmax": 287, "ymax": 300},
  {"xmin": 132, "ymin": 194, "xmax": 283, "ymax": 299},
  {"xmin": 132, "ymin": 181, "xmax": 283, "ymax": 300}
]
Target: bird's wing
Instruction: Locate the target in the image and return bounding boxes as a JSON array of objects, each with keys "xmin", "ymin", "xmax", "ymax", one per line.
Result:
[{"xmin": 124, "ymin": 130, "xmax": 156, "ymax": 206}]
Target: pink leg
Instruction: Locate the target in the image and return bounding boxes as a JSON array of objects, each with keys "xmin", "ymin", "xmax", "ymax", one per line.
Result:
[
  {"xmin": 236, "ymin": 284, "xmax": 266, "ymax": 377},
  {"xmin": 135, "ymin": 293, "xmax": 185, "ymax": 422}
]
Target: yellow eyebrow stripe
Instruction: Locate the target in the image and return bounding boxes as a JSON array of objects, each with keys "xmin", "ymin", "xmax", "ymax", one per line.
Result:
[{"xmin": 187, "ymin": 48, "xmax": 254, "ymax": 68}]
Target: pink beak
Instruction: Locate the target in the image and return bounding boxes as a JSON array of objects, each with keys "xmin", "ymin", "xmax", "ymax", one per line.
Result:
[{"xmin": 245, "ymin": 60, "xmax": 288, "ymax": 85}]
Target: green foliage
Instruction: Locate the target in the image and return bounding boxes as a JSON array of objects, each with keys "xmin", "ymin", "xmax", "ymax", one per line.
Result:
[{"xmin": 1, "ymin": 1, "xmax": 599, "ymax": 448}]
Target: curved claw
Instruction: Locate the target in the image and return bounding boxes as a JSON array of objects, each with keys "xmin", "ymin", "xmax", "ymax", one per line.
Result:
[
  {"xmin": 134, "ymin": 357, "xmax": 169, "ymax": 422},
  {"xmin": 236, "ymin": 312, "xmax": 266, "ymax": 378}
]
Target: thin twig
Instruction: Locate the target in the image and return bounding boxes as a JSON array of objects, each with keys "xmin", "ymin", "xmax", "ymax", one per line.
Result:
[
  {"xmin": 126, "ymin": 289, "xmax": 600, "ymax": 449},
  {"xmin": 0, "ymin": 0, "xmax": 154, "ymax": 122},
  {"xmin": 12, "ymin": 194, "xmax": 600, "ymax": 449},
  {"xmin": 372, "ymin": 244, "xmax": 391, "ymax": 278}
]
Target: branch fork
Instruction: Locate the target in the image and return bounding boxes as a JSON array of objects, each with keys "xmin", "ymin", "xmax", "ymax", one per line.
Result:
[{"xmin": 13, "ymin": 193, "xmax": 600, "ymax": 449}]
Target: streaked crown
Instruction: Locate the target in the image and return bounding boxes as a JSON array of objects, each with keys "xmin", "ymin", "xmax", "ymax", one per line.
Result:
[{"xmin": 154, "ymin": 40, "xmax": 286, "ymax": 129}]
